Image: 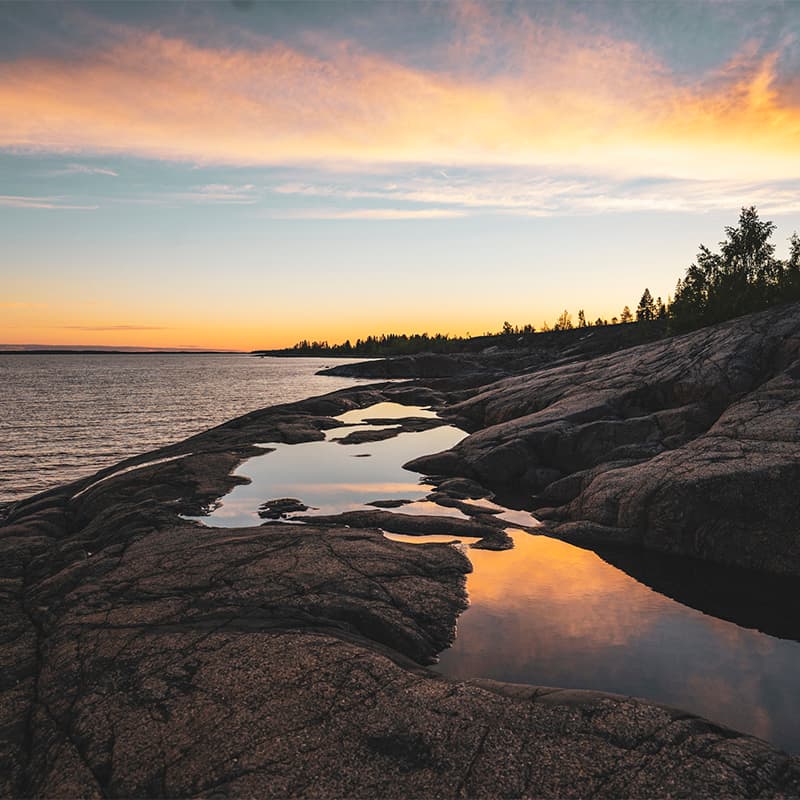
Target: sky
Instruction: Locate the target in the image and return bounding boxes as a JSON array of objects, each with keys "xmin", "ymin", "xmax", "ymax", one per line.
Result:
[{"xmin": 2, "ymin": 0, "xmax": 800, "ymax": 350}]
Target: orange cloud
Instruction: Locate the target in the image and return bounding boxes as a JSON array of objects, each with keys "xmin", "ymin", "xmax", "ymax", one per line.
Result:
[{"xmin": 1, "ymin": 18, "xmax": 799, "ymax": 181}]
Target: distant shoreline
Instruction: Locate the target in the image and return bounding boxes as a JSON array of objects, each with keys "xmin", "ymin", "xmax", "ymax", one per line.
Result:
[{"xmin": 0, "ymin": 349, "xmax": 245, "ymax": 355}]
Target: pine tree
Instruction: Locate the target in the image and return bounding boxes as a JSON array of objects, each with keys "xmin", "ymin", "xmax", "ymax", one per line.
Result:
[
  {"xmin": 636, "ymin": 288, "xmax": 656, "ymax": 321},
  {"xmin": 554, "ymin": 310, "xmax": 573, "ymax": 330}
]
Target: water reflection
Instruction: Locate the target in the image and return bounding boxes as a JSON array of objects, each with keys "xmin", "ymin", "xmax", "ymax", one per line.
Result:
[
  {"xmin": 382, "ymin": 532, "xmax": 481, "ymax": 545},
  {"xmin": 188, "ymin": 405, "xmax": 466, "ymax": 527},
  {"xmin": 334, "ymin": 402, "xmax": 439, "ymax": 424},
  {"xmin": 595, "ymin": 546, "xmax": 800, "ymax": 642},
  {"xmin": 433, "ymin": 531, "xmax": 800, "ymax": 753}
]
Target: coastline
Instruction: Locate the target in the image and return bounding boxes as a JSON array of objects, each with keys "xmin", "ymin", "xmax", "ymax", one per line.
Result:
[{"xmin": 2, "ymin": 305, "xmax": 800, "ymax": 797}]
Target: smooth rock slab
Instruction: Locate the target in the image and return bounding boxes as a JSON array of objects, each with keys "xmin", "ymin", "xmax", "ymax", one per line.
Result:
[
  {"xmin": 407, "ymin": 303, "xmax": 800, "ymax": 575},
  {"xmin": 30, "ymin": 629, "xmax": 800, "ymax": 799}
]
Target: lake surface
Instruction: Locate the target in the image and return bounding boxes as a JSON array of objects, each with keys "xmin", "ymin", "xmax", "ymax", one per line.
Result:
[
  {"xmin": 0, "ymin": 353, "xmax": 366, "ymax": 502},
  {"xmin": 192, "ymin": 401, "xmax": 800, "ymax": 754}
]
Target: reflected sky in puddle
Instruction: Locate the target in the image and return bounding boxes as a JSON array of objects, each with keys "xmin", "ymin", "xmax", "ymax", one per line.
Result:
[
  {"xmin": 382, "ymin": 532, "xmax": 482, "ymax": 545},
  {"xmin": 382, "ymin": 500, "xmax": 470, "ymax": 519},
  {"xmin": 457, "ymin": 497, "xmax": 541, "ymax": 528},
  {"xmin": 334, "ymin": 402, "xmax": 439, "ymax": 424},
  {"xmin": 431, "ymin": 530, "xmax": 800, "ymax": 753},
  {"xmin": 187, "ymin": 401, "xmax": 800, "ymax": 753},
  {"xmin": 188, "ymin": 404, "xmax": 466, "ymax": 526}
]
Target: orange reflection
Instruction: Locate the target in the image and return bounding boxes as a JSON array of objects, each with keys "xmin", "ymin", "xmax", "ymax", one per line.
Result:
[
  {"xmin": 436, "ymin": 531, "xmax": 800, "ymax": 752},
  {"xmin": 466, "ymin": 531, "xmax": 641, "ymax": 618}
]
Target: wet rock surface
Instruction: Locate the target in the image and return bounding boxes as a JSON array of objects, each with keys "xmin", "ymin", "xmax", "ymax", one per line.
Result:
[
  {"xmin": 3, "ymin": 313, "xmax": 800, "ymax": 797},
  {"xmin": 297, "ymin": 509, "xmax": 514, "ymax": 551}
]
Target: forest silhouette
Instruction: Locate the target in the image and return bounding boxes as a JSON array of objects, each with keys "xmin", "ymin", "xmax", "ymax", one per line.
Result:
[{"xmin": 258, "ymin": 207, "xmax": 800, "ymax": 357}]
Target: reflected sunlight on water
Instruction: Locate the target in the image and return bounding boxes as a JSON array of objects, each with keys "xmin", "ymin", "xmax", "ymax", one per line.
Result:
[
  {"xmin": 191, "ymin": 407, "xmax": 466, "ymax": 527},
  {"xmin": 434, "ymin": 531, "xmax": 800, "ymax": 753}
]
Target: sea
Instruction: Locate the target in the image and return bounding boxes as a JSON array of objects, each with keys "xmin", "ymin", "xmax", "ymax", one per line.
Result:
[{"xmin": 0, "ymin": 353, "xmax": 366, "ymax": 503}]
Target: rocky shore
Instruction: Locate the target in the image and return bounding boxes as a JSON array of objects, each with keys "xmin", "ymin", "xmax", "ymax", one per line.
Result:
[
  {"xmin": 328, "ymin": 303, "xmax": 800, "ymax": 576},
  {"xmin": 2, "ymin": 306, "xmax": 800, "ymax": 797}
]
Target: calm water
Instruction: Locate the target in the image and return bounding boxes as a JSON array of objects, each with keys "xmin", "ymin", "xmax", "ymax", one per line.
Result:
[
  {"xmin": 192, "ymin": 401, "xmax": 800, "ymax": 753},
  {"xmin": 191, "ymin": 403, "xmax": 471, "ymax": 526},
  {"xmin": 434, "ymin": 532, "xmax": 800, "ymax": 753},
  {"xmin": 190, "ymin": 402, "xmax": 539, "ymax": 529},
  {"xmin": 0, "ymin": 353, "xmax": 366, "ymax": 502}
]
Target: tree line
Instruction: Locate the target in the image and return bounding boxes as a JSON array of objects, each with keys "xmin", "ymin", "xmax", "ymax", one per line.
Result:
[
  {"xmin": 478, "ymin": 207, "xmax": 800, "ymax": 336},
  {"xmin": 267, "ymin": 207, "xmax": 799, "ymax": 357},
  {"xmin": 285, "ymin": 332, "xmax": 468, "ymax": 357}
]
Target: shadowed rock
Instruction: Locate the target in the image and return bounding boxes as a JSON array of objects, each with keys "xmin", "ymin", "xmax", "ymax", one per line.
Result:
[
  {"xmin": 294, "ymin": 509, "xmax": 504, "ymax": 539},
  {"xmin": 432, "ymin": 476, "xmax": 492, "ymax": 499},
  {"xmin": 333, "ymin": 416, "xmax": 445, "ymax": 445},
  {"xmin": 403, "ymin": 304, "xmax": 800, "ymax": 575}
]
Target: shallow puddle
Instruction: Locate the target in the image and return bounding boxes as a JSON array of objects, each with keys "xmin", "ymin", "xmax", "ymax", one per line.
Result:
[
  {"xmin": 188, "ymin": 402, "xmax": 800, "ymax": 753},
  {"xmin": 382, "ymin": 532, "xmax": 482, "ymax": 545},
  {"xmin": 187, "ymin": 404, "xmax": 466, "ymax": 526}
]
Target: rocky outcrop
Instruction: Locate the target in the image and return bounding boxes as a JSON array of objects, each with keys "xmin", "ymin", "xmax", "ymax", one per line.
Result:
[
  {"xmin": 333, "ymin": 415, "xmax": 444, "ymax": 444},
  {"xmin": 3, "ymin": 377, "xmax": 799, "ymax": 797},
  {"xmin": 320, "ymin": 352, "xmax": 496, "ymax": 379},
  {"xmin": 405, "ymin": 303, "xmax": 800, "ymax": 575},
  {"xmin": 258, "ymin": 497, "xmax": 310, "ymax": 518},
  {"xmin": 295, "ymin": 509, "xmax": 514, "ymax": 549},
  {"xmin": 318, "ymin": 320, "xmax": 670, "ymax": 381}
]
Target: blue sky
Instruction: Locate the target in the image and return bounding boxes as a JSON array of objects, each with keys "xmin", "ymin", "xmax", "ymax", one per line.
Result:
[{"xmin": 2, "ymin": 1, "xmax": 800, "ymax": 349}]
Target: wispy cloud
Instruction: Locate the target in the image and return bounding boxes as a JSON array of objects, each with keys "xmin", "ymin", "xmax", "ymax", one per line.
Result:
[
  {"xmin": 0, "ymin": 11, "xmax": 798, "ymax": 181},
  {"xmin": 272, "ymin": 207, "xmax": 467, "ymax": 220},
  {"xmin": 60, "ymin": 325, "xmax": 168, "ymax": 331},
  {"xmin": 272, "ymin": 173, "xmax": 800, "ymax": 218},
  {"xmin": 109, "ymin": 184, "xmax": 260, "ymax": 206},
  {"xmin": 48, "ymin": 163, "xmax": 118, "ymax": 177},
  {"xmin": 172, "ymin": 183, "xmax": 259, "ymax": 203},
  {"xmin": 0, "ymin": 195, "xmax": 98, "ymax": 210},
  {"xmin": 273, "ymin": 176, "xmax": 589, "ymax": 214}
]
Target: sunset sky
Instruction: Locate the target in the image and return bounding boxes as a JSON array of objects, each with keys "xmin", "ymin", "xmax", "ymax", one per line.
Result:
[{"xmin": 2, "ymin": 0, "xmax": 800, "ymax": 350}]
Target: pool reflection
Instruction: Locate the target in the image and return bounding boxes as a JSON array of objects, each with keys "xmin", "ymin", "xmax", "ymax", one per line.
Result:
[
  {"xmin": 185, "ymin": 401, "xmax": 800, "ymax": 754},
  {"xmin": 434, "ymin": 531, "xmax": 800, "ymax": 753},
  {"xmin": 189, "ymin": 405, "xmax": 466, "ymax": 527}
]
